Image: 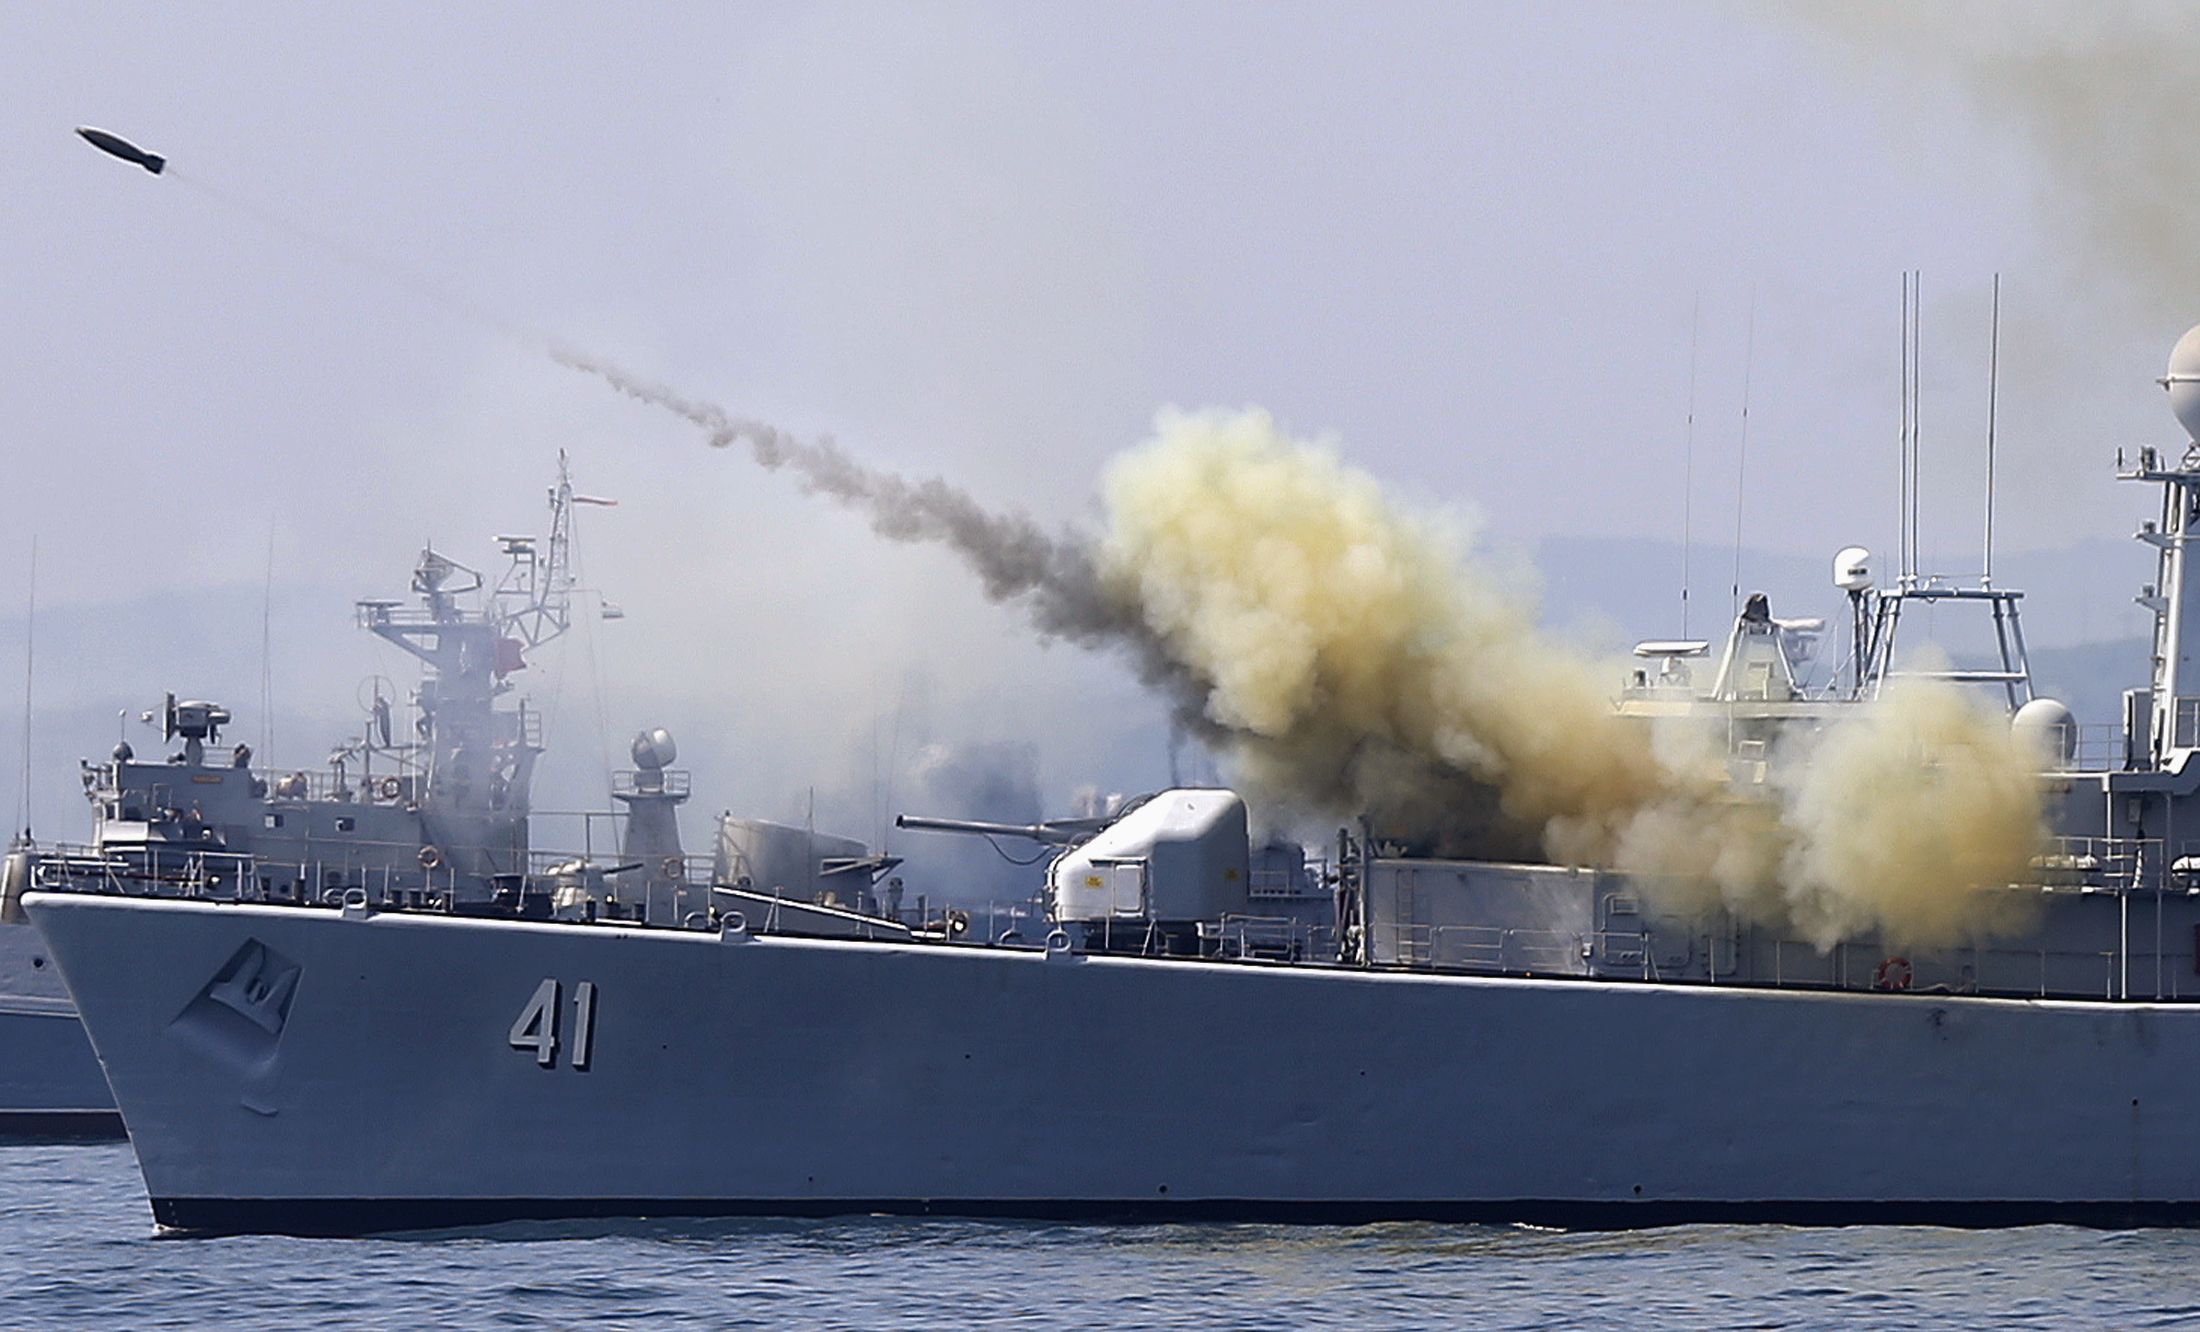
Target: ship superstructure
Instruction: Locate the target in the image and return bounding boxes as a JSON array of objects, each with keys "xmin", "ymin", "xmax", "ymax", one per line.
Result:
[
  {"xmin": 31, "ymin": 329, "xmax": 2200, "ymax": 1230},
  {"xmin": 1, "ymin": 457, "xmax": 910, "ymax": 1134}
]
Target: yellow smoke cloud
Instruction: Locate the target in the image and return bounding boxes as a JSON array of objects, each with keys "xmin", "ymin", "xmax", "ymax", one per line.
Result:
[
  {"xmin": 1099, "ymin": 407, "xmax": 2048, "ymax": 949},
  {"xmin": 561, "ymin": 342, "xmax": 2049, "ymax": 950},
  {"xmin": 1775, "ymin": 681, "xmax": 2048, "ymax": 949},
  {"xmin": 1099, "ymin": 406, "xmax": 1673, "ymax": 858}
]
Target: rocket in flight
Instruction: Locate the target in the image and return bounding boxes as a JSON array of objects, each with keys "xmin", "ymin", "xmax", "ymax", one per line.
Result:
[{"xmin": 76, "ymin": 127, "xmax": 165, "ymax": 175}]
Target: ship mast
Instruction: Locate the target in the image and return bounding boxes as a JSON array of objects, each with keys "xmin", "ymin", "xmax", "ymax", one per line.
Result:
[
  {"xmin": 493, "ymin": 449, "xmax": 596, "ymax": 651},
  {"xmin": 351, "ymin": 455, "xmax": 609, "ymax": 875},
  {"xmin": 2127, "ymin": 325, "xmax": 2200, "ymax": 770}
]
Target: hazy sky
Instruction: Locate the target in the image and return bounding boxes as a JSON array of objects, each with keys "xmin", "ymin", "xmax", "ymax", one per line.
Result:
[{"xmin": 3, "ymin": 2, "xmax": 2194, "ymax": 844}]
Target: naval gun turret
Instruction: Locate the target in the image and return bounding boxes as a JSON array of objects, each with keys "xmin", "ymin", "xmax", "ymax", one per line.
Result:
[
  {"xmin": 711, "ymin": 816, "xmax": 899, "ymax": 918},
  {"xmin": 899, "ymin": 789, "xmax": 1257, "ymax": 955},
  {"xmin": 891, "ymin": 814, "xmax": 1103, "ymax": 845}
]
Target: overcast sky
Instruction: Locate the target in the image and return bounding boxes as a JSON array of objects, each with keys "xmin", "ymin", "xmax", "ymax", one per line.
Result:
[{"xmin": 3, "ymin": 2, "xmax": 2194, "ymax": 845}]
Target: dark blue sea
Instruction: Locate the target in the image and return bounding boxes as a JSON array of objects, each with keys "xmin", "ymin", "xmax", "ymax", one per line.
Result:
[{"xmin": 4, "ymin": 1142, "xmax": 2197, "ymax": 1329}]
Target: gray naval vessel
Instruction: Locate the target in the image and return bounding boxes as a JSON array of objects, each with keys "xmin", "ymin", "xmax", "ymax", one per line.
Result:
[
  {"xmin": 1, "ymin": 457, "xmax": 918, "ymax": 1139},
  {"xmin": 0, "ymin": 456, "xmax": 625, "ymax": 1136},
  {"xmin": 31, "ymin": 329, "xmax": 2200, "ymax": 1234},
  {"xmin": 0, "ymin": 846, "xmax": 113, "ymax": 1135}
]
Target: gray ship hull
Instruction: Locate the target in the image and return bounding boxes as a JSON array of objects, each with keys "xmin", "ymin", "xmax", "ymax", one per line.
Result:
[
  {"xmin": 29, "ymin": 891, "xmax": 2200, "ymax": 1234},
  {"xmin": 0, "ymin": 922, "xmax": 121, "ymax": 1138}
]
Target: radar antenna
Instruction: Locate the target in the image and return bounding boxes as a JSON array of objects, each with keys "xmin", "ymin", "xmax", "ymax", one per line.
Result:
[{"xmin": 493, "ymin": 450, "xmax": 617, "ymax": 650}]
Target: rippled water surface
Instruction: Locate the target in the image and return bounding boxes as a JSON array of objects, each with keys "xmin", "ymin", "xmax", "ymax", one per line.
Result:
[{"xmin": 4, "ymin": 1143, "xmax": 2198, "ymax": 1328}]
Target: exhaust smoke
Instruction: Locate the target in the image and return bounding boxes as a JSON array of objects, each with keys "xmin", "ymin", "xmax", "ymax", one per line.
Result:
[
  {"xmin": 564, "ymin": 354, "xmax": 2048, "ymax": 948},
  {"xmin": 552, "ymin": 347, "xmax": 1182, "ymax": 683}
]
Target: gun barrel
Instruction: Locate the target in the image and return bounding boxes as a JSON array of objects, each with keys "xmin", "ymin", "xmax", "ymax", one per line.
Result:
[{"xmin": 894, "ymin": 814, "xmax": 1081, "ymax": 844}]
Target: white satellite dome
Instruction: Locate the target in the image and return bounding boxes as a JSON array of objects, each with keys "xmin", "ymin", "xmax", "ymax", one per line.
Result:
[
  {"xmin": 2167, "ymin": 324, "xmax": 2200, "ymax": 442},
  {"xmin": 1832, "ymin": 546, "xmax": 1873, "ymax": 593},
  {"xmin": 2012, "ymin": 697, "xmax": 2076, "ymax": 765},
  {"xmin": 631, "ymin": 727, "xmax": 678, "ymax": 770}
]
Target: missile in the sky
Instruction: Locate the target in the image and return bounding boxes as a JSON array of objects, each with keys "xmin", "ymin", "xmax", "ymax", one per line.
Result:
[{"xmin": 75, "ymin": 127, "xmax": 165, "ymax": 175}]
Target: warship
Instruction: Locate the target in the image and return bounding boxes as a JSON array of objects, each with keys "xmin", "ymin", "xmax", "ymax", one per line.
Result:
[
  {"xmin": 0, "ymin": 853, "xmax": 112, "ymax": 1135},
  {"xmin": 30, "ymin": 329, "xmax": 2200, "ymax": 1234},
  {"xmin": 0, "ymin": 456, "xmax": 918, "ymax": 1138}
]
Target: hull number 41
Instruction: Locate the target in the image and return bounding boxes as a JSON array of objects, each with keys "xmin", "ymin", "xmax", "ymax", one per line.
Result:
[{"xmin": 509, "ymin": 978, "xmax": 598, "ymax": 1071}]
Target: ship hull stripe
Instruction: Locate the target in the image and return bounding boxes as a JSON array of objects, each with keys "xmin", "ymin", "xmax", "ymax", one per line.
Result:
[
  {"xmin": 0, "ymin": 1109, "xmax": 127, "ymax": 1140},
  {"xmin": 147, "ymin": 1195, "xmax": 2200, "ymax": 1238}
]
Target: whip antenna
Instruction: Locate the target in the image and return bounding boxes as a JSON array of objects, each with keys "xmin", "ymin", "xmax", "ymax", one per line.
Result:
[
  {"xmin": 1682, "ymin": 295, "xmax": 1700, "ymax": 637},
  {"xmin": 1731, "ymin": 295, "xmax": 1756, "ymax": 618},
  {"xmin": 1984, "ymin": 273, "xmax": 2001, "ymax": 586},
  {"xmin": 16, "ymin": 537, "xmax": 34, "ymax": 839}
]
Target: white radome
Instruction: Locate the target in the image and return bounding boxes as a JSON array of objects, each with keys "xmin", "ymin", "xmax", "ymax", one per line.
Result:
[
  {"xmin": 630, "ymin": 727, "xmax": 678, "ymax": 770},
  {"xmin": 2166, "ymin": 324, "xmax": 2200, "ymax": 443},
  {"xmin": 1832, "ymin": 546, "xmax": 1873, "ymax": 593},
  {"xmin": 2013, "ymin": 697, "xmax": 2077, "ymax": 765}
]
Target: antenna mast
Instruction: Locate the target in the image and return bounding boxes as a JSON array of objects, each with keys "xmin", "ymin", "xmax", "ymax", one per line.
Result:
[
  {"xmin": 1682, "ymin": 296, "xmax": 1700, "ymax": 637},
  {"xmin": 260, "ymin": 523, "xmax": 276, "ymax": 761},
  {"xmin": 494, "ymin": 450, "xmax": 614, "ymax": 651},
  {"xmin": 1898, "ymin": 273, "xmax": 1910, "ymax": 585},
  {"xmin": 15, "ymin": 537, "xmax": 33, "ymax": 839},
  {"xmin": 1983, "ymin": 273, "xmax": 2001, "ymax": 586},
  {"xmin": 1912, "ymin": 272, "xmax": 1923, "ymax": 582},
  {"xmin": 1897, "ymin": 270, "xmax": 1925, "ymax": 585},
  {"xmin": 1731, "ymin": 296, "xmax": 1756, "ymax": 618}
]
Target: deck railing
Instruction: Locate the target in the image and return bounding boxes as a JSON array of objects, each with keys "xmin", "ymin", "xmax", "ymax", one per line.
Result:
[{"xmin": 1371, "ymin": 913, "xmax": 2172, "ymax": 1001}]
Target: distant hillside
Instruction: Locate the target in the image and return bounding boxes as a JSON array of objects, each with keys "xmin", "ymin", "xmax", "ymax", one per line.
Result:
[{"xmin": 0, "ymin": 541, "xmax": 2162, "ymax": 846}]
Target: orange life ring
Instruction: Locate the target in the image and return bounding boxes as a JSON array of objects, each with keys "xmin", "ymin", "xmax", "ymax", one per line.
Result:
[
  {"xmin": 1873, "ymin": 955, "xmax": 1913, "ymax": 992},
  {"xmin": 418, "ymin": 844, "xmax": 444, "ymax": 872}
]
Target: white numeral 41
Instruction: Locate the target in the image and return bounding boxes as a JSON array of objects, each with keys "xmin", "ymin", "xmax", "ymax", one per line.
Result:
[{"xmin": 509, "ymin": 978, "xmax": 598, "ymax": 1071}]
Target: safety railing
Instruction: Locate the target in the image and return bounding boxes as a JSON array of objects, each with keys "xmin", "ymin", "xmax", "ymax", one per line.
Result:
[
  {"xmin": 1373, "ymin": 922, "xmax": 1606, "ymax": 976},
  {"xmin": 611, "ymin": 769, "xmax": 692, "ymax": 798},
  {"xmin": 1203, "ymin": 914, "xmax": 1334, "ymax": 961},
  {"xmin": 1369, "ymin": 912, "xmax": 2173, "ymax": 1001},
  {"xmin": 89, "ymin": 763, "xmax": 430, "ymax": 808},
  {"xmin": 261, "ymin": 767, "xmax": 427, "ymax": 805},
  {"xmin": 21, "ymin": 836, "xmax": 1055, "ymax": 944},
  {"xmin": 1768, "ymin": 939, "xmax": 2127, "ymax": 1000},
  {"xmin": 33, "ymin": 846, "xmax": 274, "ymax": 900},
  {"xmin": 28, "ymin": 836, "xmax": 631, "ymax": 908},
  {"xmin": 1248, "ymin": 873, "xmax": 1326, "ymax": 903},
  {"xmin": 2046, "ymin": 723, "xmax": 2129, "ymax": 772},
  {"xmin": 528, "ymin": 849, "xmax": 713, "ymax": 882}
]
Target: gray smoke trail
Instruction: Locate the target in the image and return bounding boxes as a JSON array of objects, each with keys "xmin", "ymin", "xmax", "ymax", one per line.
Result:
[
  {"xmin": 550, "ymin": 346, "xmax": 1200, "ymax": 701},
  {"xmin": 556, "ymin": 349, "xmax": 1616, "ymax": 858},
  {"xmin": 556, "ymin": 351, "xmax": 2047, "ymax": 945},
  {"xmin": 1790, "ymin": 3, "xmax": 2200, "ymax": 318}
]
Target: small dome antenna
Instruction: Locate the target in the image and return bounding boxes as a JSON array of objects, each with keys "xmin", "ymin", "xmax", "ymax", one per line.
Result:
[{"xmin": 2163, "ymin": 323, "xmax": 2200, "ymax": 450}]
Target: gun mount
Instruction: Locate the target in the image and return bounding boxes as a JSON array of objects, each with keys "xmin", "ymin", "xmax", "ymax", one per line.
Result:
[{"xmin": 893, "ymin": 814, "xmax": 1107, "ymax": 846}]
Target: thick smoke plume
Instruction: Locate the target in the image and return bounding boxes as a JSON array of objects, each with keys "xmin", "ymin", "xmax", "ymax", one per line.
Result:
[
  {"xmin": 1795, "ymin": 3, "xmax": 2200, "ymax": 317},
  {"xmin": 1774, "ymin": 683, "xmax": 2047, "ymax": 947},
  {"xmin": 1099, "ymin": 410, "xmax": 2045, "ymax": 948},
  {"xmin": 1098, "ymin": 408, "xmax": 1665, "ymax": 860},
  {"xmin": 563, "ymin": 352, "xmax": 2047, "ymax": 948}
]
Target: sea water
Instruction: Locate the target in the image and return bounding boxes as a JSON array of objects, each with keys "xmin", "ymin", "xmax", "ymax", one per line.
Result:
[{"xmin": 3, "ymin": 1143, "xmax": 2196, "ymax": 1329}]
